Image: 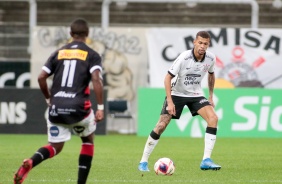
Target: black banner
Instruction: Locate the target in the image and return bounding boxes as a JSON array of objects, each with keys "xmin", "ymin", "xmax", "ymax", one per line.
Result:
[
  {"xmin": 0, "ymin": 61, "xmax": 30, "ymax": 87},
  {"xmin": 0, "ymin": 88, "xmax": 107, "ymax": 135}
]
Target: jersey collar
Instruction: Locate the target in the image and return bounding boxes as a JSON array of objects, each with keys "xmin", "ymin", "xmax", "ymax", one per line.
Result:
[{"xmin": 192, "ymin": 48, "xmax": 206, "ymax": 62}]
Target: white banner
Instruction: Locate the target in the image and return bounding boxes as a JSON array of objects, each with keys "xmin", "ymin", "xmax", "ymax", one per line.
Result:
[
  {"xmin": 30, "ymin": 27, "xmax": 148, "ymax": 100},
  {"xmin": 147, "ymin": 28, "xmax": 282, "ymax": 88}
]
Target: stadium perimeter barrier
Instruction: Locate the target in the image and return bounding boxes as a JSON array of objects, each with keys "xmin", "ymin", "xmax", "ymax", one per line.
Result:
[
  {"xmin": 138, "ymin": 88, "xmax": 282, "ymax": 138},
  {"xmin": 0, "ymin": 88, "xmax": 107, "ymax": 135}
]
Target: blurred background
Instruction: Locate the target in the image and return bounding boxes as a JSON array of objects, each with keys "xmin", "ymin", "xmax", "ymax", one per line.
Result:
[{"xmin": 0, "ymin": 0, "xmax": 282, "ymax": 137}]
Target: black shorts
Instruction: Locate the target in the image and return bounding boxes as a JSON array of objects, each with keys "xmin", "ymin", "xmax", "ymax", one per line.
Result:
[{"xmin": 160, "ymin": 95, "xmax": 211, "ymax": 119}]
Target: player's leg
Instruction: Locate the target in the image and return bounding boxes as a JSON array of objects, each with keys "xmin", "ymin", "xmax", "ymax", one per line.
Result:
[
  {"xmin": 14, "ymin": 122, "xmax": 69, "ymax": 184},
  {"xmin": 138, "ymin": 114, "xmax": 172, "ymax": 171},
  {"xmin": 78, "ymin": 135, "xmax": 94, "ymax": 184},
  {"xmin": 72, "ymin": 110, "xmax": 96, "ymax": 184},
  {"xmin": 198, "ymin": 105, "xmax": 218, "ymax": 159},
  {"xmin": 197, "ymin": 103, "xmax": 221, "ymax": 170},
  {"xmin": 138, "ymin": 96, "xmax": 184, "ymax": 171}
]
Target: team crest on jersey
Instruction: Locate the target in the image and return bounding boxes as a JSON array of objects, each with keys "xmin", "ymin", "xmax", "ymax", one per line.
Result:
[
  {"xmin": 202, "ymin": 64, "xmax": 210, "ymax": 72},
  {"xmin": 50, "ymin": 105, "xmax": 58, "ymax": 116}
]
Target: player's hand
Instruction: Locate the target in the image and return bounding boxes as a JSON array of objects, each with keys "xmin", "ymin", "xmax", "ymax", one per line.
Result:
[
  {"xmin": 45, "ymin": 98, "xmax": 51, "ymax": 107},
  {"xmin": 209, "ymin": 97, "xmax": 215, "ymax": 107},
  {"xmin": 166, "ymin": 103, "xmax": 176, "ymax": 116},
  {"xmin": 95, "ymin": 110, "xmax": 104, "ymax": 122}
]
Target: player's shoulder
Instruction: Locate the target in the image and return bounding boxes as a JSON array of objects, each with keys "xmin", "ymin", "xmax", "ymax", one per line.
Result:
[
  {"xmin": 65, "ymin": 41, "xmax": 89, "ymax": 50},
  {"xmin": 181, "ymin": 49, "xmax": 193, "ymax": 55},
  {"xmin": 81, "ymin": 43, "xmax": 100, "ymax": 57},
  {"xmin": 69, "ymin": 41, "xmax": 100, "ymax": 57},
  {"xmin": 205, "ymin": 50, "xmax": 216, "ymax": 61},
  {"xmin": 178, "ymin": 49, "xmax": 193, "ymax": 60}
]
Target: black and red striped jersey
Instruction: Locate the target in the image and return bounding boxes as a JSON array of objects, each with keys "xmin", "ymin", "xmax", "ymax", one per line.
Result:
[{"xmin": 42, "ymin": 41, "xmax": 102, "ymax": 125}]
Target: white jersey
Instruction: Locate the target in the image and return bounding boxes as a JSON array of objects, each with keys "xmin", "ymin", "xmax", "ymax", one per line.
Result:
[{"xmin": 168, "ymin": 49, "xmax": 215, "ymax": 97}]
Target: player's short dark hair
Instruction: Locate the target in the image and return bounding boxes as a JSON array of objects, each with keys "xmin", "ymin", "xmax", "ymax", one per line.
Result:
[
  {"xmin": 70, "ymin": 18, "xmax": 89, "ymax": 38},
  {"xmin": 196, "ymin": 31, "xmax": 211, "ymax": 39}
]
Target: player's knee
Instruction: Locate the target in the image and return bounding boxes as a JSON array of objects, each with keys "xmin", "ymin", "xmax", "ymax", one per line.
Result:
[
  {"xmin": 50, "ymin": 143, "xmax": 64, "ymax": 155},
  {"xmin": 207, "ymin": 114, "xmax": 218, "ymax": 127},
  {"xmin": 212, "ymin": 114, "xmax": 218, "ymax": 123}
]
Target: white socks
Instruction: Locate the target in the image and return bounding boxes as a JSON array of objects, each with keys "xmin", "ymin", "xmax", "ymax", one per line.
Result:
[
  {"xmin": 140, "ymin": 135, "xmax": 159, "ymax": 163},
  {"xmin": 203, "ymin": 133, "xmax": 216, "ymax": 160},
  {"xmin": 140, "ymin": 132, "xmax": 216, "ymax": 162}
]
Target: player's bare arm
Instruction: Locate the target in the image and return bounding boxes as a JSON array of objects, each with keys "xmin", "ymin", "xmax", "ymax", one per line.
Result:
[
  {"xmin": 91, "ymin": 69, "xmax": 104, "ymax": 121},
  {"xmin": 164, "ymin": 73, "xmax": 176, "ymax": 116},
  {"xmin": 38, "ymin": 70, "xmax": 51, "ymax": 106},
  {"xmin": 208, "ymin": 72, "xmax": 215, "ymax": 107}
]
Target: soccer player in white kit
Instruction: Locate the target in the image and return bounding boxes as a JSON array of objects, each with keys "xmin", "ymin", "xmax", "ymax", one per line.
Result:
[{"xmin": 138, "ymin": 31, "xmax": 221, "ymax": 171}]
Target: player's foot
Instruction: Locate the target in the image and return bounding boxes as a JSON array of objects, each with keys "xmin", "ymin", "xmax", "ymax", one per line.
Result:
[
  {"xmin": 14, "ymin": 159, "xmax": 33, "ymax": 184},
  {"xmin": 138, "ymin": 162, "xmax": 149, "ymax": 171},
  {"xmin": 200, "ymin": 158, "xmax": 221, "ymax": 171}
]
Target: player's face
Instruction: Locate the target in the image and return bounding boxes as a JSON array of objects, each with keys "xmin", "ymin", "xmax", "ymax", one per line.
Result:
[{"xmin": 193, "ymin": 36, "xmax": 210, "ymax": 56}]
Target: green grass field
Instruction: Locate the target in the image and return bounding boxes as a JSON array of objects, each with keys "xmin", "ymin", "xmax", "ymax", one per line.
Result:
[{"xmin": 1, "ymin": 134, "xmax": 281, "ymax": 184}]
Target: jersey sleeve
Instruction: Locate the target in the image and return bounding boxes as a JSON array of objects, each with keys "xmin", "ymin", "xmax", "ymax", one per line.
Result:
[
  {"xmin": 168, "ymin": 51, "xmax": 186, "ymax": 76},
  {"xmin": 42, "ymin": 51, "xmax": 57, "ymax": 75},
  {"xmin": 89, "ymin": 52, "xmax": 103, "ymax": 74}
]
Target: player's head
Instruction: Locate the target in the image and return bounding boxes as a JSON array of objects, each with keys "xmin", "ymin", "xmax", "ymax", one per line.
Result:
[
  {"xmin": 196, "ymin": 31, "xmax": 211, "ymax": 40},
  {"xmin": 70, "ymin": 18, "xmax": 89, "ymax": 40},
  {"xmin": 193, "ymin": 31, "xmax": 210, "ymax": 56}
]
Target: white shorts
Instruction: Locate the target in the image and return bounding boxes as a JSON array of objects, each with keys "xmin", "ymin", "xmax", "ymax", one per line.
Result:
[{"xmin": 47, "ymin": 110, "xmax": 96, "ymax": 143}]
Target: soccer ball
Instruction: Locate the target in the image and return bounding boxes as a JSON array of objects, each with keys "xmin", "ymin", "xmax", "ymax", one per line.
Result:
[{"xmin": 154, "ymin": 157, "xmax": 175, "ymax": 175}]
